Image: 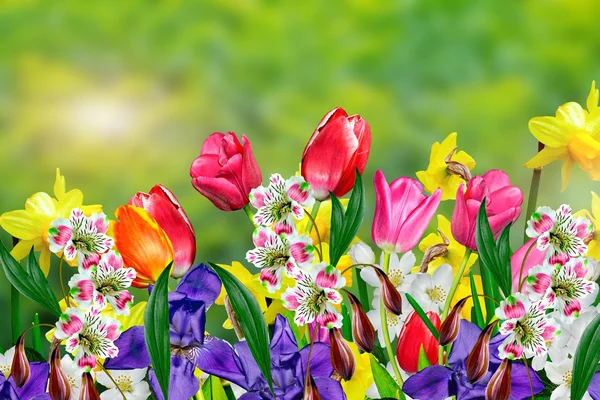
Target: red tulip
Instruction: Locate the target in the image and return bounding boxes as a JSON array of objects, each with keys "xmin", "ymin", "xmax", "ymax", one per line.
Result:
[
  {"xmin": 301, "ymin": 107, "xmax": 371, "ymax": 200},
  {"xmin": 396, "ymin": 310, "xmax": 440, "ymax": 374},
  {"xmin": 452, "ymin": 170, "xmax": 523, "ymax": 251},
  {"xmin": 190, "ymin": 132, "xmax": 262, "ymax": 211},
  {"xmin": 129, "ymin": 184, "xmax": 195, "ymax": 278}
]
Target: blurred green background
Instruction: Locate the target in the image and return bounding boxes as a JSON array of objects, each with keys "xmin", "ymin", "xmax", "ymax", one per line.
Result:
[{"xmin": 1, "ymin": 0, "xmax": 600, "ymax": 351}]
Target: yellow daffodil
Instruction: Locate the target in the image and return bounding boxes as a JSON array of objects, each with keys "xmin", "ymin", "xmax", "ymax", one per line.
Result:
[
  {"xmin": 418, "ymin": 215, "xmax": 478, "ymax": 274},
  {"xmin": 0, "ymin": 168, "xmax": 101, "ymax": 275},
  {"xmin": 576, "ymin": 191, "xmax": 600, "ymax": 261},
  {"xmin": 340, "ymin": 341, "xmax": 373, "ymax": 400},
  {"xmin": 525, "ymin": 81, "xmax": 600, "ymax": 190},
  {"xmin": 416, "ymin": 132, "xmax": 476, "ymax": 201}
]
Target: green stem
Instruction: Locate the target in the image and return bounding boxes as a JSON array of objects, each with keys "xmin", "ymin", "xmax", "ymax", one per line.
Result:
[
  {"xmin": 441, "ymin": 249, "xmax": 472, "ymax": 320},
  {"xmin": 32, "ymin": 314, "xmax": 42, "ymax": 354},
  {"xmin": 11, "ymin": 285, "xmax": 20, "ymax": 344},
  {"xmin": 523, "ymin": 142, "xmax": 544, "ymax": 243},
  {"xmin": 304, "ymin": 200, "xmax": 321, "ymax": 234},
  {"xmin": 303, "ymin": 208, "xmax": 324, "ymax": 262},
  {"xmin": 518, "ymin": 241, "xmax": 536, "ymax": 291},
  {"xmin": 98, "ymin": 363, "xmax": 128, "ymax": 400},
  {"xmin": 243, "ymin": 204, "xmax": 257, "ymax": 228},
  {"xmin": 380, "ymin": 252, "xmax": 404, "ymax": 387}
]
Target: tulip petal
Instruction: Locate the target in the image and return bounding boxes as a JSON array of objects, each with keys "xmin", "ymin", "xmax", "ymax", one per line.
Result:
[
  {"xmin": 395, "ymin": 188, "xmax": 441, "ymax": 252},
  {"xmin": 487, "ymin": 186, "xmax": 523, "ymax": 215},
  {"xmin": 192, "ymin": 176, "xmax": 248, "ymax": 211},
  {"xmin": 331, "ymin": 115, "xmax": 371, "ymax": 197},
  {"xmin": 372, "ymin": 170, "xmax": 394, "ymax": 250},
  {"xmin": 240, "ymin": 135, "xmax": 263, "ymax": 194}
]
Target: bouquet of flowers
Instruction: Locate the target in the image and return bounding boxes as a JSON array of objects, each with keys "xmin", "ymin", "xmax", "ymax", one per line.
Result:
[{"xmin": 1, "ymin": 84, "xmax": 600, "ymax": 400}]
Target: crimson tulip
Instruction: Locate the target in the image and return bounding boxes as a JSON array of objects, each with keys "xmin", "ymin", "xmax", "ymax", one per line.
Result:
[
  {"xmin": 452, "ymin": 169, "xmax": 523, "ymax": 251},
  {"xmin": 190, "ymin": 132, "xmax": 262, "ymax": 211},
  {"xmin": 301, "ymin": 107, "xmax": 371, "ymax": 200},
  {"xmin": 396, "ymin": 310, "xmax": 440, "ymax": 374},
  {"xmin": 129, "ymin": 184, "xmax": 196, "ymax": 278}
]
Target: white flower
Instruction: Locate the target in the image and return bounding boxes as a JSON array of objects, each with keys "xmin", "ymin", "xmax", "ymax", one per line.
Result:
[
  {"xmin": 348, "ymin": 242, "xmax": 376, "ymax": 265},
  {"xmin": 361, "ymin": 251, "xmax": 416, "ymax": 307},
  {"xmin": 367, "ymin": 299, "xmax": 408, "ymax": 345},
  {"xmin": 0, "ymin": 347, "xmax": 15, "ymax": 378},
  {"xmin": 59, "ymin": 354, "xmax": 93, "ymax": 400},
  {"xmin": 408, "ymin": 263, "xmax": 453, "ymax": 313},
  {"xmin": 546, "ymin": 358, "xmax": 593, "ymax": 400},
  {"xmin": 96, "ymin": 368, "xmax": 151, "ymax": 400}
]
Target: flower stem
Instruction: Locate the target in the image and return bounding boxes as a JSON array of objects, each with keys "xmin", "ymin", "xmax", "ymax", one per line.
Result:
[
  {"xmin": 523, "ymin": 142, "xmax": 544, "ymax": 243},
  {"xmin": 32, "ymin": 313, "xmax": 42, "ymax": 354},
  {"xmin": 58, "ymin": 256, "xmax": 71, "ymax": 308},
  {"xmin": 522, "ymin": 355, "xmax": 535, "ymax": 400},
  {"xmin": 304, "ymin": 200, "xmax": 321, "ymax": 235},
  {"xmin": 304, "ymin": 324, "xmax": 317, "ymax": 388},
  {"xmin": 380, "ymin": 252, "xmax": 404, "ymax": 388},
  {"xmin": 303, "ymin": 208, "xmax": 324, "ymax": 262},
  {"xmin": 10, "ymin": 237, "xmax": 21, "ymax": 344},
  {"xmin": 518, "ymin": 241, "xmax": 537, "ymax": 291},
  {"xmin": 98, "ymin": 363, "xmax": 128, "ymax": 400},
  {"xmin": 243, "ymin": 204, "xmax": 257, "ymax": 228},
  {"xmin": 441, "ymin": 249, "xmax": 472, "ymax": 321}
]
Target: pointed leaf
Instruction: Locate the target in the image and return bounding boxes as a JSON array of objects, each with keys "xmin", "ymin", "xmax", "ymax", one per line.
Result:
[
  {"xmin": 209, "ymin": 262, "xmax": 273, "ymax": 395},
  {"xmin": 405, "ymin": 293, "xmax": 439, "ymax": 340},
  {"xmin": 469, "ymin": 271, "xmax": 485, "ymax": 329},
  {"xmin": 417, "ymin": 344, "xmax": 431, "ymax": 371},
  {"xmin": 370, "ymin": 354, "xmax": 400, "ymax": 398},
  {"xmin": 572, "ymin": 313, "xmax": 600, "ymax": 400},
  {"xmin": 144, "ymin": 264, "xmax": 171, "ymax": 400}
]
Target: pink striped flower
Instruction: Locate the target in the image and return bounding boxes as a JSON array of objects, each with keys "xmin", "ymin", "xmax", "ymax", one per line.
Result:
[
  {"xmin": 68, "ymin": 251, "xmax": 136, "ymax": 315},
  {"xmin": 281, "ymin": 262, "xmax": 346, "ymax": 329},
  {"xmin": 249, "ymin": 174, "xmax": 314, "ymax": 233},
  {"xmin": 48, "ymin": 208, "xmax": 113, "ymax": 262},
  {"xmin": 54, "ymin": 308, "xmax": 121, "ymax": 372},
  {"xmin": 495, "ymin": 294, "xmax": 559, "ymax": 360},
  {"xmin": 246, "ymin": 227, "xmax": 315, "ymax": 292}
]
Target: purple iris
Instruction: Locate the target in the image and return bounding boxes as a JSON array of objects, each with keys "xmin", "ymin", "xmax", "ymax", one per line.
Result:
[
  {"xmin": 0, "ymin": 362, "xmax": 49, "ymax": 400},
  {"xmin": 197, "ymin": 314, "xmax": 345, "ymax": 399},
  {"xmin": 104, "ymin": 263, "xmax": 221, "ymax": 400},
  {"xmin": 403, "ymin": 320, "xmax": 544, "ymax": 400}
]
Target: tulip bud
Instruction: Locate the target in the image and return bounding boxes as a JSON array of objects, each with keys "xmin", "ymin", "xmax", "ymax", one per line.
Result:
[
  {"xmin": 419, "ymin": 229, "xmax": 449, "ymax": 273},
  {"xmin": 465, "ymin": 320, "xmax": 498, "ymax": 383},
  {"xmin": 486, "ymin": 359, "xmax": 512, "ymax": 400},
  {"xmin": 329, "ymin": 328, "xmax": 355, "ymax": 381},
  {"xmin": 439, "ymin": 297, "xmax": 469, "ymax": 346},
  {"xmin": 79, "ymin": 372, "xmax": 100, "ymax": 400},
  {"xmin": 49, "ymin": 345, "xmax": 71, "ymax": 400},
  {"xmin": 11, "ymin": 333, "xmax": 30, "ymax": 388},
  {"xmin": 348, "ymin": 242, "xmax": 375, "ymax": 265},
  {"xmin": 303, "ymin": 374, "xmax": 322, "ymax": 400},
  {"xmin": 344, "ymin": 290, "xmax": 376, "ymax": 353},
  {"xmin": 396, "ymin": 310, "xmax": 440, "ymax": 374},
  {"xmin": 371, "ymin": 267, "xmax": 402, "ymax": 315}
]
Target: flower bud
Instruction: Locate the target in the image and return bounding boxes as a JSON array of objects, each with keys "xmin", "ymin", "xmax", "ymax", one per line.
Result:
[
  {"xmin": 445, "ymin": 147, "xmax": 472, "ymax": 183},
  {"xmin": 439, "ymin": 297, "xmax": 469, "ymax": 346},
  {"xmin": 11, "ymin": 333, "xmax": 30, "ymax": 388},
  {"xmin": 419, "ymin": 229, "xmax": 449, "ymax": 272},
  {"xmin": 344, "ymin": 290, "xmax": 376, "ymax": 353},
  {"xmin": 329, "ymin": 328, "xmax": 355, "ymax": 381},
  {"xmin": 465, "ymin": 320, "xmax": 498, "ymax": 383},
  {"xmin": 348, "ymin": 242, "xmax": 375, "ymax": 265},
  {"xmin": 371, "ymin": 267, "xmax": 402, "ymax": 315},
  {"xmin": 79, "ymin": 372, "xmax": 100, "ymax": 400},
  {"xmin": 396, "ymin": 310, "xmax": 440, "ymax": 373},
  {"xmin": 49, "ymin": 345, "xmax": 71, "ymax": 400},
  {"xmin": 486, "ymin": 359, "xmax": 512, "ymax": 400},
  {"xmin": 303, "ymin": 374, "xmax": 322, "ymax": 400}
]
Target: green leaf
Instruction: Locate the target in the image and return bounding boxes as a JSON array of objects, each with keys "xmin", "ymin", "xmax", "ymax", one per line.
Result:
[
  {"xmin": 405, "ymin": 293, "xmax": 439, "ymax": 340},
  {"xmin": 329, "ymin": 170, "xmax": 365, "ymax": 266},
  {"xmin": 282, "ymin": 310, "xmax": 306, "ymax": 349},
  {"xmin": 417, "ymin": 344, "xmax": 431, "ymax": 371},
  {"xmin": 475, "ymin": 201, "xmax": 512, "ymax": 298},
  {"xmin": 355, "ymin": 267, "xmax": 370, "ymax": 313},
  {"xmin": 341, "ymin": 302, "xmax": 353, "ymax": 341},
  {"xmin": 469, "ymin": 271, "xmax": 485, "ymax": 329},
  {"xmin": 223, "ymin": 384, "xmax": 237, "ymax": 400},
  {"xmin": 0, "ymin": 242, "xmax": 61, "ymax": 317},
  {"xmin": 24, "ymin": 347, "xmax": 45, "ymax": 362},
  {"xmin": 572, "ymin": 313, "xmax": 600, "ymax": 400},
  {"xmin": 202, "ymin": 376, "xmax": 228, "ymax": 400},
  {"xmin": 32, "ymin": 313, "xmax": 42, "ymax": 354},
  {"xmin": 370, "ymin": 355, "xmax": 400, "ymax": 398},
  {"xmin": 209, "ymin": 262, "xmax": 274, "ymax": 395},
  {"xmin": 144, "ymin": 264, "xmax": 171, "ymax": 400}
]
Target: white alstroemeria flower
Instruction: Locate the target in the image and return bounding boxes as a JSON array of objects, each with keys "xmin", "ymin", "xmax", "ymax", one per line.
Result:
[
  {"xmin": 546, "ymin": 358, "xmax": 594, "ymax": 400},
  {"xmin": 96, "ymin": 368, "xmax": 151, "ymax": 400},
  {"xmin": 366, "ymin": 363, "xmax": 413, "ymax": 400},
  {"xmin": 361, "ymin": 251, "xmax": 416, "ymax": 307},
  {"xmin": 408, "ymin": 263, "xmax": 453, "ymax": 313},
  {"xmin": 531, "ymin": 327, "xmax": 570, "ymax": 371},
  {"xmin": 0, "ymin": 347, "xmax": 15, "ymax": 379},
  {"xmin": 565, "ymin": 306, "xmax": 600, "ymax": 355}
]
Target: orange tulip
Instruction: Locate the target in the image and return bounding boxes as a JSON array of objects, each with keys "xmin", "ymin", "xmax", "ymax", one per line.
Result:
[{"xmin": 113, "ymin": 205, "xmax": 174, "ymax": 288}]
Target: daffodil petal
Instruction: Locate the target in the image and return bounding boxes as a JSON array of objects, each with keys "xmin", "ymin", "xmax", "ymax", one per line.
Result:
[
  {"xmin": 528, "ymin": 116, "xmax": 571, "ymax": 147},
  {"xmin": 557, "ymin": 102, "xmax": 586, "ymax": 129},
  {"xmin": 524, "ymin": 146, "xmax": 568, "ymax": 169},
  {"xmin": 54, "ymin": 168, "xmax": 66, "ymax": 200},
  {"xmin": 55, "ymin": 190, "xmax": 83, "ymax": 218},
  {"xmin": 587, "ymin": 81, "xmax": 598, "ymax": 114},
  {"xmin": 561, "ymin": 157, "xmax": 575, "ymax": 192},
  {"xmin": 24, "ymin": 192, "xmax": 57, "ymax": 218},
  {"xmin": 39, "ymin": 248, "xmax": 51, "ymax": 276},
  {"xmin": 0, "ymin": 210, "xmax": 45, "ymax": 240}
]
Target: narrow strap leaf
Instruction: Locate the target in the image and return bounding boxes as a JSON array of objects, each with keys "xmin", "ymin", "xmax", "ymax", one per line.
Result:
[{"xmin": 405, "ymin": 293, "xmax": 439, "ymax": 340}]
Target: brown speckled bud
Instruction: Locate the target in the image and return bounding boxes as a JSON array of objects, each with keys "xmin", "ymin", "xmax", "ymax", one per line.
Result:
[
  {"xmin": 439, "ymin": 297, "xmax": 469, "ymax": 346},
  {"xmin": 486, "ymin": 359, "xmax": 512, "ymax": 400},
  {"xmin": 465, "ymin": 320, "xmax": 498, "ymax": 383},
  {"xmin": 372, "ymin": 267, "xmax": 402, "ymax": 315},
  {"xmin": 344, "ymin": 290, "xmax": 376, "ymax": 353},
  {"xmin": 11, "ymin": 333, "xmax": 30, "ymax": 388},
  {"xmin": 329, "ymin": 328, "xmax": 356, "ymax": 381}
]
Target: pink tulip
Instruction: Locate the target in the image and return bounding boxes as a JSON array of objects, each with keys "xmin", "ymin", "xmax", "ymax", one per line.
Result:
[
  {"xmin": 511, "ymin": 238, "xmax": 545, "ymax": 293},
  {"xmin": 452, "ymin": 170, "xmax": 523, "ymax": 251},
  {"xmin": 190, "ymin": 132, "xmax": 262, "ymax": 211},
  {"xmin": 372, "ymin": 171, "xmax": 441, "ymax": 253},
  {"xmin": 301, "ymin": 107, "xmax": 371, "ymax": 200},
  {"xmin": 129, "ymin": 185, "xmax": 196, "ymax": 278}
]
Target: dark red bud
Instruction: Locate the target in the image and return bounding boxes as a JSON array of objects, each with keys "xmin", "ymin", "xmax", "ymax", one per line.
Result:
[
  {"xmin": 329, "ymin": 328, "xmax": 355, "ymax": 381},
  {"xmin": 344, "ymin": 290, "xmax": 376, "ymax": 353},
  {"xmin": 486, "ymin": 359, "xmax": 512, "ymax": 400},
  {"xmin": 49, "ymin": 345, "xmax": 71, "ymax": 400},
  {"xmin": 79, "ymin": 372, "xmax": 100, "ymax": 400},
  {"xmin": 303, "ymin": 374, "xmax": 322, "ymax": 400},
  {"xmin": 439, "ymin": 297, "xmax": 469, "ymax": 346},
  {"xmin": 372, "ymin": 267, "xmax": 402, "ymax": 315},
  {"xmin": 11, "ymin": 333, "xmax": 30, "ymax": 388},
  {"xmin": 465, "ymin": 320, "xmax": 498, "ymax": 383}
]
